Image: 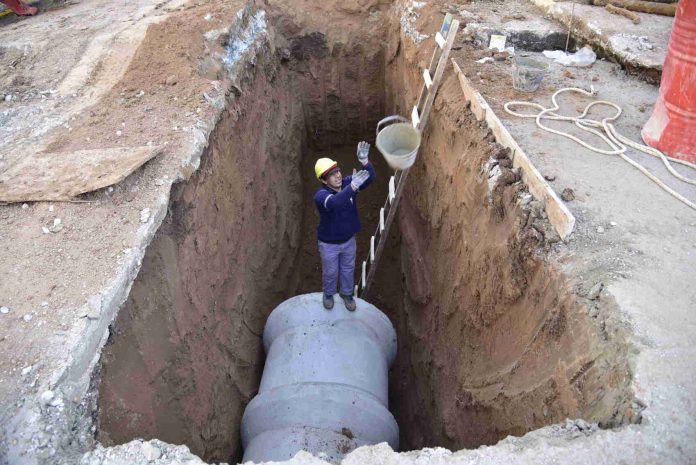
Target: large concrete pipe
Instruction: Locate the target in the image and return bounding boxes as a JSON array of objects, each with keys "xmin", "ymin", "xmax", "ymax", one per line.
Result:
[{"xmin": 240, "ymin": 293, "xmax": 398, "ymax": 463}]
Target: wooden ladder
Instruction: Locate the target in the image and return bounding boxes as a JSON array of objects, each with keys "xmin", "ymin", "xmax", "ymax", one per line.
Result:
[{"xmin": 357, "ymin": 13, "xmax": 460, "ymax": 299}]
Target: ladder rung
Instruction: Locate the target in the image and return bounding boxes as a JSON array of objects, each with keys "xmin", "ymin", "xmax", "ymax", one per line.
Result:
[
  {"xmin": 370, "ymin": 236, "xmax": 375, "ymax": 262},
  {"xmin": 361, "ymin": 261, "xmax": 367, "ymax": 287},
  {"xmin": 411, "ymin": 105, "xmax": 420, "ymax": 128},
  {"xmin": 388, "ymin": 176, "xmax": 396, "ymax": 202},
  {"xmin": 435, "ymin": 31, "xmax": 446, "ymax": 49},
  {"xmin": 423, "ymin": 69, "xmax": 433, "ymax": 89},
  {"xmin": 379, "ymin": 208, "xmax": 385, "ymax": 232}
]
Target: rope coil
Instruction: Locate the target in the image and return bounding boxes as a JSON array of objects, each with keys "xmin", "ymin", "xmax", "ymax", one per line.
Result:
[{"xmin": 504, "ymin": 87, "xmax": 696, "ymax": 211}]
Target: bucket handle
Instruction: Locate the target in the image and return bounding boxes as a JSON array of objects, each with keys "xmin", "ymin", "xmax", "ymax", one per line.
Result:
[{"xmin": 376, "ymin": 115, "xmax": 410, "ymax": 137}]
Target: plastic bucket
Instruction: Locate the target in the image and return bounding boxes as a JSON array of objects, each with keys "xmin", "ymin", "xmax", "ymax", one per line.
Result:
[
  {"xmin": 375, "ymin": 116, "xmax": 421, "ymax": 170},
  {"xmin": 511, "ymin": 56, "xmax": 549, "ymax": 92}
]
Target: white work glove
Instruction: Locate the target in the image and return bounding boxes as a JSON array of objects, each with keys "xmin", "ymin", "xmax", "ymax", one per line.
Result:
[
  {"xmin": 350, "ymin": 169, "xmax": 370, "ymax": 191},
  {"xmin": 357, "ymin": 141, "xmax": 370, "ymax": 166}
]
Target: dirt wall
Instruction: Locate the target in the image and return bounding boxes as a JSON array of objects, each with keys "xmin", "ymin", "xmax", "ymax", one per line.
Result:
[
  {"xmin": 96, "ymin": 3, "xmax": 392, "ymax": 462},
  {"xmin": 97, "ymin": 46, "xmax": 306, "ymax": 461},
  {"xmin": 373, "ymin": 16, "xmax": 635, "ymax": 450}
]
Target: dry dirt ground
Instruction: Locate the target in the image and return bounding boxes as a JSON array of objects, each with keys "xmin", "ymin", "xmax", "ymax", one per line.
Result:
[
  {"xmin": 1, "ymin": 0, "xmax": 695, "ymax": 464},
  {"xmin": 0, "ymin": 0, "xmax": 248, "ymax": 461}
]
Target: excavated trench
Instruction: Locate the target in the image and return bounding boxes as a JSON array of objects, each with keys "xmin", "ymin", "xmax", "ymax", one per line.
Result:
[{"xmin": 96, "ymin": 3, "xmax": 636, "ymax": 464}]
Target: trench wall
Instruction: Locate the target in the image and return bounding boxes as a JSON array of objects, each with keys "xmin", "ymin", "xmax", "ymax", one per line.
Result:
[
  {"xmin": 96, "ymin": 10, "xmax": 390, "ymax": 462},
  {"xmin": 373, "ymin": 21, "xmax": 635, "ymax": 450},
  {"xmin": 97, "ymin": 48, "xmax": 306, "ymax": 461}
]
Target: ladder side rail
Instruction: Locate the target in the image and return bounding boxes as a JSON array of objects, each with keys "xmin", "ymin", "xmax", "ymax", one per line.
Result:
[
  {"xmin": 356, "ymin": 195, "xmax": 391, "ymax": 295},
  {"xmin": 417, "ymin": 19, "xmax": 459, "ymax": 132},
  {"xmin": 360, "ymin": 17, "xmax": 459, "ymax": 298},
  {"xmin": 361, "ymin": 168, "xmax": 410, "ymax": 297},
  {"xmin": 416, "ymin": 35, "xmax": 443, "ymax": 111}
]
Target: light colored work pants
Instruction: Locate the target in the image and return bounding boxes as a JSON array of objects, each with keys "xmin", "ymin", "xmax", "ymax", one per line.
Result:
[{"xmin": 318, "ymin": 236, "xmax": 356, "ymax": 296}]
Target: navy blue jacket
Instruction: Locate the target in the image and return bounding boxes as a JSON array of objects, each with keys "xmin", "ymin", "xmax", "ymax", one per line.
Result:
[{"xmin": 314, "ymin": 162, "xmax": 376, "ymax": 243}]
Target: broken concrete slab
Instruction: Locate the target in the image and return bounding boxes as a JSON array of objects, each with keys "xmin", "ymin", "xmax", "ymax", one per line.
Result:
[
  {"xmin": 0, "ymin": 146, "xmax": 161, "ymax": 202},
  {"xmin": 461, "ymin": 0, "xmax": 571, "ymax": 52},
  {"xmin": 541, "ymin": 1, "xmax": 673, "ymax": 82}
]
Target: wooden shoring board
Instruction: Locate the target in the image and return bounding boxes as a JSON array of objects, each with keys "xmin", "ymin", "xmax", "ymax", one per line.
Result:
[
  {"xmin": 451, "ymin": 60, "xmax": 575, "ymax": 239},
  {"xmin": 360, "ymin": 18, "xmax": 460, "ymax": 299}
]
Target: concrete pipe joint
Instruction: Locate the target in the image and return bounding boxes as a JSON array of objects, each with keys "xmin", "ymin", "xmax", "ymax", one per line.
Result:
[{"xmin": 240, "ymin": 293, "xmax": 399, "ymax": 463}]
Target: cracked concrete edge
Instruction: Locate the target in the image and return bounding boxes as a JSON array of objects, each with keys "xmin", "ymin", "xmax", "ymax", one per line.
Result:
[
  {"xmin": 527, "ymin": 0, "xmax": 668, "ymax": 82},
  {"xmin": 3, "ymin": 171, "xmax": 176, "ymax": 465},
  {"xmin": 527, "ymin": 0, "xmax": 555, "ymax": 14},
  {"xmin": 1, "ymin": 2, "xmax": 270, "ymax": 464}
]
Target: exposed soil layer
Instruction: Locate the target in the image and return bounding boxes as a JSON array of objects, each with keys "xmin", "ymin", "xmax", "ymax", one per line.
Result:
[
  {"xmin": 97, "ymin": 2, "xmax": 391, "ymax": 462},
  {"xmin": 97, "ymin": 1, "xmax": 635, "ymax": 463},
  {"xmin": 375, "ymin": 76, "xmax": 635, "ymax": 451},
  {"xmin": 97, "ymin": 49, "xmax": 306, "ymax": 460},
  {"xmin": 373, "ymin": 3, "xmax": 636, "ymax": 450}
]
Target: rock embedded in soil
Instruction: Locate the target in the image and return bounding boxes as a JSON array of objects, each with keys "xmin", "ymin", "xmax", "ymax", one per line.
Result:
[
  {"xmin": 491, "ymin": 145, "xmax": 511, "ymax": 160},
  {"xmin": 589, "ymin": 305, "xmax": 600, "ymax": 318},
  {"xmin": 40, "ymin": 390, "xmax": 54, "ymax": 406},
  {"xmin": 588, "ymin": 282, "xmax": 604, "ymax": 300},
  {"xmin": 50, "ymin": 218, "xmax": 63, "ymax": 233},
  {"xmin": 561, "ymin": 187, "xmax": 575, "ymax": 201},
  {"xmin": 141, "ymin": 442, "xmax": 162, "ymax": 461},
  {"xmin": 493, "ymin": 50, "xmax": 510, "ymax": 61},
  {"xmin": 140, "ymin": 208, "xmax": 151, "ymax": 223}
]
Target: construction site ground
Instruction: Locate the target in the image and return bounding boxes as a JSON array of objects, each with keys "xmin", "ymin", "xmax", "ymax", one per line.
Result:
[{"xmin": 1, "ymin": 0, "xmax": 695, "ymax": 464}]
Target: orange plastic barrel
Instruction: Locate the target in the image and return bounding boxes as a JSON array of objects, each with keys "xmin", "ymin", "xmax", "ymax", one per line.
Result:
[{"xmin": 642, "ymin": 0, "xmax": 696, "ymax": 164}]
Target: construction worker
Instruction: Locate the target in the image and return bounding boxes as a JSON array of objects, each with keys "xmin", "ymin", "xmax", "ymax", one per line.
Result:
[{"xmin": 314, "ymin": 141, "xmax": 375, "ymax": 311}]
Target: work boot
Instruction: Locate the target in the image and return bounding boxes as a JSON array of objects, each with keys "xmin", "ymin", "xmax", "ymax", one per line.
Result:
[
  {"xmin": 322, "ymin": 294, "xmax": 334, "ymax": 310},
  {"xmin": 340, "ymin": 293, "xmax": 356, "ymax": 312}
]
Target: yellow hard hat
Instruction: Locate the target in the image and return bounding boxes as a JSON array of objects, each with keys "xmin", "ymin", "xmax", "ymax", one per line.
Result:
[{"xmin": 314, "ymin": 158, "xmax": 338, "ymax": 180}]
